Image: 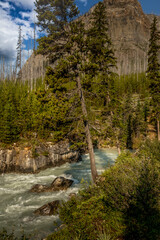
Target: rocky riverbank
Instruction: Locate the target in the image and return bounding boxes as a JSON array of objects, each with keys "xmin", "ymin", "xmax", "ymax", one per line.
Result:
[{"xmin": 0, "ymin": 141, "xmax": 81, "ymax": 174}]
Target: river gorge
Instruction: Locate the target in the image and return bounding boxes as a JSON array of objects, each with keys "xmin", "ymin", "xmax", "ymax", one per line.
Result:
[{"xmin": 0, "ymin": 149, "xmax": 118, "ymax": 239}]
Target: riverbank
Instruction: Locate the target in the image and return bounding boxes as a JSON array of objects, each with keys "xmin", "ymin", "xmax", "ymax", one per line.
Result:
[
  {"xmin": 0, "ymin": 148, "xmax": 118, "ymax": 239},
  {"xmin": 47, "ymin": 140, "xmax": 160, "ymax": 240},
  {"xmin": 0, "ymin": 141, "xmax": 81, "ymax": 174}
]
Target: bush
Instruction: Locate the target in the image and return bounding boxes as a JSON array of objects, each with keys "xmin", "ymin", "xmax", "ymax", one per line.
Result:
[
  {"xmin": 48, "ymin": 142, "xmax": 160, "ymax": 240},
  {"xmin": 0, "ymin": 229, "xmax": 29, "ymax": 240}
]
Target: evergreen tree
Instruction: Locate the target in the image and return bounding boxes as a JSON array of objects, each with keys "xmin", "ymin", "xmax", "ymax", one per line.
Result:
[
  {"xmin": 0, "ymin": 82, "xmax": 20, "ymax": 144},
  {"xmin": 87, "ymin": 2, "xmax": 116, "ymax": 108},
  {"xmin": 147, "ymin": 16, "xmax": 160, "ymax": 141},
  {"xmin": 44, "ymin": 19, "xmax": 98, "ymax": 182},
  {"xmin": 35, "ymin": 0, "xmax": 99, "ymax": 182},
  {"xmin": 133, "ymin": 101, "xmax": 144, "ymax": 138},
  {"xmin": 35, "ymin": 0, "xmax": 79, "ymax": 61}
]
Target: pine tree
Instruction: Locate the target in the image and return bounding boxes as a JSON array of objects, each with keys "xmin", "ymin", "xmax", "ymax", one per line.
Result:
[
  {"xmin": 35, "ymin": 0, "xmax": 99, "ymax": 182},
  {"xmin": 44, "ymin": 19, "xmax": 98, "ymax": 182},
  {"xmin": 147, "ymin": 16, "xmax": 160, "ymax": 141},
  {"xmin": 87, "ymin": 2, "xmax": 117, "ymax": 108},
  {"xmin": 35, "ymin": 0, "xmax": 79, "ymax": 61}
]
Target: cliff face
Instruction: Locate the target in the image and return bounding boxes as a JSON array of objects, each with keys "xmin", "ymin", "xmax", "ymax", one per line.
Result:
[
  {"xmin": 103, "ymin": 0, "xmax": 151, "ymax": 75},
  {"xmin": 0, "ymin": 142, "xmax": 80, "ymax": 173},
  {"xmin": 21, "ymin": 0, "xmax": 160, "ymax": 80}
]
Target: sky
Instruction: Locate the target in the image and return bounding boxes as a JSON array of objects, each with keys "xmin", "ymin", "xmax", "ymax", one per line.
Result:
[{"xmin": 0, "ymin": 0, "xmax": 159, "ymax": 66}]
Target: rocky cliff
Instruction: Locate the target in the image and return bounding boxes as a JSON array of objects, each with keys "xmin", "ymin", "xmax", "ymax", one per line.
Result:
[
  {"xmin": 21, "ymin": 0, "xmax": 160, "ymax": 81},
  {"xmin": 0, "ymin": 142, "xmax": 80, "ymax": 173}
]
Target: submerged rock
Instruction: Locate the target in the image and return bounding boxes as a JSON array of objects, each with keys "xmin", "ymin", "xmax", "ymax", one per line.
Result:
[
  {"xmin": 29, "ymin": 184, "xmax": 49, "ymax": 193},
  {"xmin": 0, "ymin": 141, "xmax": 81, "ymax": 173},
  {"xmin": 30, "ymin": 176, "xmax": 74, "ymax": 193},
  {"xmin": 34, "ymin": 200, "xmax": 60, "ymax": 216}
]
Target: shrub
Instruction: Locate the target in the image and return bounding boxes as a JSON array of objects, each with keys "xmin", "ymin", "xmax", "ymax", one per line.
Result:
[
  {"xmin": 0, "ymin": 228, "xmax": 30, "ymax": 240},
  {"xmin": 48, "ymin": 142, "xmax": 160, "ymax": 240}
]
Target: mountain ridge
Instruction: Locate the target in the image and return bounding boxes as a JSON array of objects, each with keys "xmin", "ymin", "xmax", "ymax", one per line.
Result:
[{"xmin": 21, "ymin": 0, "xmax": 160, "ymax": 82}]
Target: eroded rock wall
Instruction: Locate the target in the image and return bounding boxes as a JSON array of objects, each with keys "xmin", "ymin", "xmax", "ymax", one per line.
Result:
[
  {"xmin": 0, "ymin": 142, "xmax": 80, "ymax": 173},
  {"xmin": 21, "ymin": 0, "xmax": 160, "ymax": 81}
]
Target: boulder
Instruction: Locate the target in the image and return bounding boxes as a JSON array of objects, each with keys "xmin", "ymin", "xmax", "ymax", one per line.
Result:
[
  {"xmin": 29, "ymin": 184, "xmax": 49, "ymax": 193},
  {"xmin": 51, "ymin": 176, "xmax": 74, "ymax": 190},
  {"xmin": 34, "ymin": 200, "xmax": 60, "ymax": 216},
  {"xmin": 30, "ymin": 176, "xmax": 74, "ymax": 193}
]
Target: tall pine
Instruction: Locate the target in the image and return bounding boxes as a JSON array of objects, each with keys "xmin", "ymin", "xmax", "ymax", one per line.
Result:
[
  {"xmin": 35, "ymin": 0, "xmax": 99, "ymax": 182},
  {"xmin": 44, "ymin": 19, "xmax": 98, "ymax": 182},
  {"xmin": 147, "ymin": 16, "xmax": 160, "ymax": 141},
  {"xmin": 87, "ymin": 2, "xmax": 117, "ymax": 108},
  {"xmin": 35, "ymin": 0, "xmax": 79, "ymax": 61}
]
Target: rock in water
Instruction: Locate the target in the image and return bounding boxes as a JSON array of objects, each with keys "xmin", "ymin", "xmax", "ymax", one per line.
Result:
[
  {"xmin": 29, "ymin": 176, "xmax": 74, "ymax": 193},
  {"xmin": 29, "ymin": 184, "xmax": 49, "ymax": 193},
  {"xmin": 34, "ymin": 200, "xmax": 60, "ymax": 216},
  {"xmin": 51, "ymin": 177, "xmax": 74, "ymax": 190}
]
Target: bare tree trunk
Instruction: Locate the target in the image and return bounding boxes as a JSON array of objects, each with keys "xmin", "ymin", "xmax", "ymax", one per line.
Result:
[
  {"xmin": 157, "ymin": 119, "xmax": 160, "ymax": 141},
  {"xmin": 3, "ymin": 57, "xmax": 5, "ymax": 81},
  {"xmin": 34, "ymin": 21, "xmax": 36, "ymax": 52},
  {"xmin": 77, "ymin": 76, "xmax": 98, "ymax": 183}
]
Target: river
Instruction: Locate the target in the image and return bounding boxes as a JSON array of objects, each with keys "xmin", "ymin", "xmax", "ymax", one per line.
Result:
[{"xmin": 0, "ymin": 148, "xmax": 118, "ymax": 239}]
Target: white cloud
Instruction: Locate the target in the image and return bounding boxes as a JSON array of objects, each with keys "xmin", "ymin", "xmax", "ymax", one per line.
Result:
[
  {"xmin": 0, "ymin": 3, "xmax": 38, "ymax": 63},
  {"xmin": 20, "ymin": 9, "xmax": 37, "ymax": 23},
  {"xmin": 0, "ymin": 7, "xmax": 18, "ymax": 61},
  {"xmin": 0, "ymin": 1, "xmax": 10, "ymax": 9},
  {"xmin": 9, "ymin": 0, "xmax": 35, "ymax": 10}
]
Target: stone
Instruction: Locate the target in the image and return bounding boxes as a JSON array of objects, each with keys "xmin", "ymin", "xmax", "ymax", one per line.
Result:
[
  {"xmin": 34, "ymin": 200, "xmax": 60, "ymax": 216},
  {"xmin": 0, "ymin": 142, "xmax": 81, "ymax": 173},
  {"xmin": 51, "ymin": 177, "xmax": 74, "ymax": 190},
  {"xmin": 29, "ymin": 176, "xmax": 74, "ymax": 193},
  {"xmin": 29, "ymin": 184, "xmax": 49, "ymax": 193},
  {"xmin": 21, "ymin": 0, "xmax": 160, "ymax": 81}
]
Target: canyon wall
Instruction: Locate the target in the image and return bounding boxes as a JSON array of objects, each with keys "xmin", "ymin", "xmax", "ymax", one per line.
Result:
[
  {"xmin": 0, "ymin": 142, "xmax": 80, "ymax": 173},
  {"xmin": 21, "ymin": 0, "xmax": 160, "ymax": 82}
]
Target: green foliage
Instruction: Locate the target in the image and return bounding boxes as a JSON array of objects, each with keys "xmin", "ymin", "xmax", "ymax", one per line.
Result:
[
  {"xmin": 86, "ymin": 2, "xmax": 117, "ymax": 108},
  {"xmin": 147, "ymin": 16, "xmax": 160, "ymax": 121},
  {"xmin": 35, "ymin": 0, "xmax": 79, "ymax": 61},
  {"xmin": 0, "ymin": 228, "xmax": 29, "ymax": 240},
  {"xmin": 48, "ymin": 141, "xmax": 160, "ymax": 240}
]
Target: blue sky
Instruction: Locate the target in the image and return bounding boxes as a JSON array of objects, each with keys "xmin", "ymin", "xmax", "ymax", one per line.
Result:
[{"xmin": 0, "ymin": 0, "xmax": 159, "ymax": 65}]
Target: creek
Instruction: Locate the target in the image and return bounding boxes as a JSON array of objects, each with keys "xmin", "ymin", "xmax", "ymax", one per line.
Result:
[{"xmin": 0, "ymin": 148, "xmax": 118, "ymax": 239}]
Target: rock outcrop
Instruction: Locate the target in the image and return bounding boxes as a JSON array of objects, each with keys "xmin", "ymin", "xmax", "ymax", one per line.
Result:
[
  {"xmin": 30, "ymin": 176, "xmax": 74, "ymax": 193},
  {"xmin": 0, "ymin": 142, "xmax": 81, "ymax": 173},
  {"xmin": 34, "ymin": 200, "xmax": 60, "ymax": 216},
  {"xmin": 21, "ymin": 0, "xmax": 160, "ymax": 81}
]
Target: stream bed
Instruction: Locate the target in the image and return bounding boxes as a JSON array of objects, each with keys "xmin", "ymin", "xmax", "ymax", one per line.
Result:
[{"xmin": 0, "ymin": 148, "xmax": 118, "ymax": 239}]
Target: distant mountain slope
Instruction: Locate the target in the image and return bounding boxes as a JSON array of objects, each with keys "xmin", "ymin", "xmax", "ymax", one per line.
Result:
[{"xmin": 21, "ymin": 0, "xmax": 160, "ymax": 82}]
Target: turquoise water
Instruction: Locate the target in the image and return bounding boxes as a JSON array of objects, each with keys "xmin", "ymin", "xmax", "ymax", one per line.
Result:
[{"xmin": 0, "ymin": 149, "xmax": 118, "ymax": 239}]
